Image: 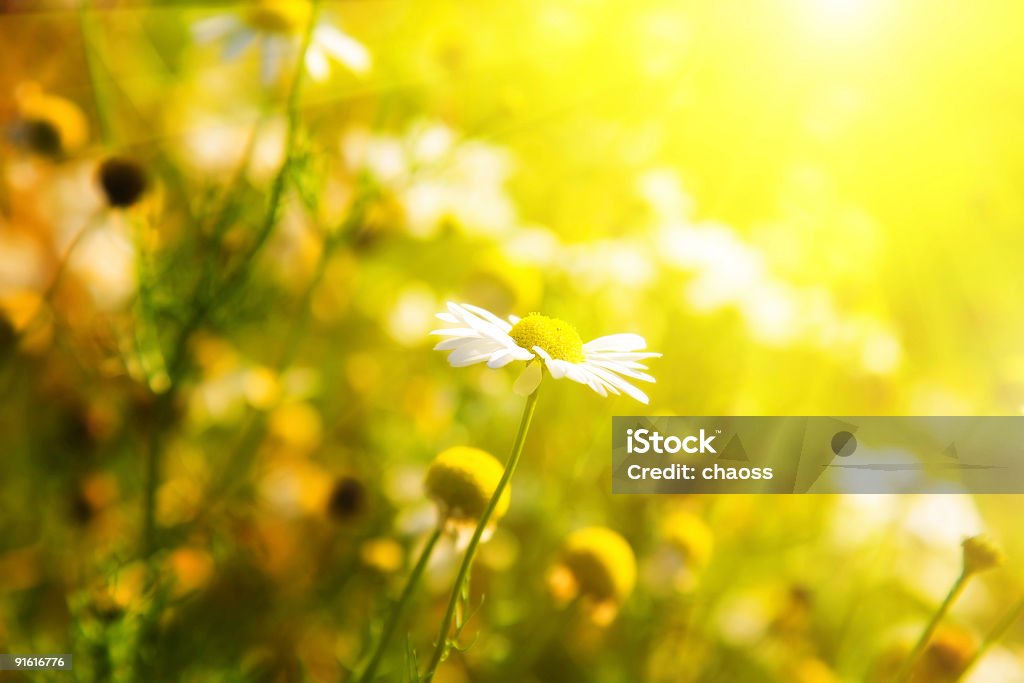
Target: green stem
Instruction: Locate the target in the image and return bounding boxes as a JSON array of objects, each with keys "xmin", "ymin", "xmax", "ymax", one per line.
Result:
[
  {"xmin": 214, "ymin": 1, "xmax": 322, "ymax": 306},
  {"xmin": 894, "ymin": 571, "xmax": 970, "ymax": 683},
  {"xmin": 953, "ymin": 595, "xmax": 1024, "ymax": 682},
  {"xmin": 422, "ymin": 387, "xmax": 541, "ymax": 681},
  {"xmin": 78, "ymin": 0, "xmax": 114, "ymax": 146},
  {"xmin": 137, "ymin": 0, "xmax": 322, "ymax": 551},
  {"xmin": 198, "ymin": 195, "xmax": 371, "ymax": 517},
  {"xmin": 132, "ymin": 7, "xmax": 321, "ymax": 677},
  {"xmin": 141, "ymin": 390, "xmax": 172, "ymax": 557},
  {"xmin": 357, "ymin": 527, "xmax": 444, "ymax": 683}
]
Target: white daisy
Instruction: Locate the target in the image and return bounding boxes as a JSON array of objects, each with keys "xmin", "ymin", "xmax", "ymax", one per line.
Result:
[
  {"xmin": 192, "ymin": 0, "xmax": 371, "ymax": 84},
  {"xmin": 431, "ymin": 302, "xmax": 660, "ymax": 404}
]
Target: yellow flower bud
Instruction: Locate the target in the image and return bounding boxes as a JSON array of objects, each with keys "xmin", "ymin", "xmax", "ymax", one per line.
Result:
[
  {"xmin": 920, "ymin": 628, "xmax": 976, "ymax": 682},
  {"xmin": 962, "ymin": 535, "xmax": 1005, "ymax": 575},
  {"xmin": 549, "ymin": 527, "xmax": 636, "ymax": 625},
  {"xmin": 662, "ymin": 509, "xmax": 713, "ymax": 571},
  {"xmin": 360, "ymin": 537, "xmax": 405, "ymax": 574},
  {"xmin": 872, "ymin": 627, "xmax": 975, "ymax": 683},
  {"xmin": 424, "ymin": 447, "xmax": 509, "ymax": 537},
  {"xmin": 14, "ymin": 81, "xmax": 89, "ymax": 155},
  {"xmin": 245, "ymin": 0, "xmax": 311, "ymax": 34},
  {"xmin": 789, "ymin": 657, "xmax": 839, "ymax": 683}
]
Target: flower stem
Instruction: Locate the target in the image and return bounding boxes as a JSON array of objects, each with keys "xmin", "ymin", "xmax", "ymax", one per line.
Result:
[
  {"xmin": 133, "ymin": 6, "xmax": 321, "ymax": 679},
  {"xmin": 78, "ymin": 0, "xmax": 114, "ymax": 146},
  {"xmin": 421, "ymin": 387, "xmax": 541, "ymax": 681},
  {"xmin": 357, "ymin": 526, "xmax": 443, "ymax": 683},
  {"xmin": 212, "ymin": 0, "xmax": 322, "ymax": 305},
  {"xmin": 894, "ymin": 571, "xmax": 970, "ymax": 683},
  {"xmin": 953, "ymin": 595, "xmax": 1024, "ymax": 682}
]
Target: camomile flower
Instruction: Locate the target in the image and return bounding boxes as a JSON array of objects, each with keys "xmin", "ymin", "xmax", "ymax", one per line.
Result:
[
  {"xmin": 431, "ymin": 302, "xmax": 660, "ymax": 403},
  {"xmin": 192, "ymin": 0, "xmax": 371, "ymax": 84},
  {"xmin": 548, "ymin": 527, "xmax": 637, "ymax": 625},
  {"xmin": 424, "ymin": 446, "xmax": 509, "ymax": 546},
  {"xmin": 11, "ymin": 81, "xmax": 89, "ymax": 157}
]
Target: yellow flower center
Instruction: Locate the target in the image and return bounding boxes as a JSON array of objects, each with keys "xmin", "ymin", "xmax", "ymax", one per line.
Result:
[
  {"xmin": 509, "ymin": 314, "xmax": 584, "ymax": 363},
  {"xmin": 245, "ymin": 0, "xmax": 311, "ymax": 34}
]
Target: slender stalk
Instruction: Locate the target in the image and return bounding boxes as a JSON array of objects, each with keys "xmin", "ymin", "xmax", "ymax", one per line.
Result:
[
  {"xmin": 78, "ymin": 0, "xmax": 114, "ymax": 146},
  {"xmin": 422, "ymin": 387, "xmax": 541, "ymax": 681},
  {"xmin": 357, "ymin": 527, "xmax": 444, "ymax": 683},
  {"xmin": 215, "ymin": 0, "xmax": 322, "ymax": 305},
  {"xmin": 133, "ymin": 6, "xmax": 321, "ymax": 677},
  {"xmin": 953, "ymin": 596, "xmax": 1024, "ymax": 682},
  {"xmin": 198, "ymin": 195, "xmax": 372, "ymax": 517},
  {"xmin": 894, "ymin": 571, "xmax": 970, "ymax": 683},
  {"xmin": 137, "ymin": 0, "xmax": 322, "ymax": 555}
]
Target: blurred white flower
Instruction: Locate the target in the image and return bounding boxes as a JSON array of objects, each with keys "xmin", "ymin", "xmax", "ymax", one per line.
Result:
[
  {"xmin": 658, "ymin": 221, "xmax": 765, "ymax": 312},
  {"xmin": 860, "ymin": 324, "xmax": 903, "ymax": 375},
  {"xmin": 0, "ymin": 229, "xmax": 47, "ymax": 294},
  {"xmin": 386, "ymin": 285, "xmax": 439, "ymax": 347},
  {"xmin": 829, "ymin": 493, "xmax": 988, "ymax": 604},
  {"xmin": 643, "ymin": 169, "xmax": 903, "ymax": 372},
  {"xmin": 176, "ymin": 112, "xmax": 286, "ymax": 181},
  {"xmin": 432, "ymin": 302, "xmax": 660, "ymax": 403},
  {"xmin": 342, "ymin": 128, "xmax": 408, "ymax": 183},
  {"xmin": 342, "ymin": 122, "xmax": 518, "ymax": 238},
  {"xmin": 967, "ymin": 647, "xmax": 1024, "ymax": 683},
  {"xmin": 68, "ymin": 223, "xmax": 136, "ymax": 310},
  {"xmin": 193, "ymin": 1, "xmax": 370, "ymax": 84},
  {"xmin": 501, "ymin": 225, "xmax": 561, "ymax": 267},
  {"xmin": 559, "ymin": 240, "xmax": 656, "ymax": 292},
  {"xmin": 638, "ymin": 168, "xmax": 695, "ymax": 222},
  {"xmin": 4, "ymin": 161, "xmax": 137, "ymax": 311}
]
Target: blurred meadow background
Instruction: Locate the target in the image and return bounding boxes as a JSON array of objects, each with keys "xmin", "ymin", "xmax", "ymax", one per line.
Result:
[{"xmin": 3, "ymin": 0, "xmax": 1024, "ymax": 681}]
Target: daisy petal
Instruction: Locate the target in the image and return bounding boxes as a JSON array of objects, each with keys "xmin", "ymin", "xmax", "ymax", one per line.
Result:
[
  {"xmin": 585, "ymin": 351, "xmax": 662, "ymax": 362},
  {"xmin": 430, "ymin": 328, "xmax": 480, "ymax": 338},
  {"xmin": 570, "ymin": 363, "xmax": 612, "ymax": 395},
  {"xmin": 260, "ymin": 36, "xmax": 289, "ymax": 85},
  {"xmin": 584, "ymin": 372, "xmax": 609, "ymax": 396},
  {"xmin": 193, "ymin": 15, "xmax": 239, "ymax": 44},
  {"xmin": 448, "ymin": 340, "xmax": 504, "ymax": 367},
  {"xmin": 487, "ymin": 349, "xmax": 520, "ymax": 368},
  {"xmin": 433, "ymin": 337, "xmax": 475, "ymax": 351},
  {"xmin": 513, "ymin": 362, "xmax": 543, "ymax": 396},
  {"xmin": 223, "ymin": 29, "xmax": 255, "ymax": 60},
  {"xmin": 447, "ymin": 303, "xmax": 519, "ymax": 345},
  {"xmin": 587, "ymin": 359, "xmax": 656, "ymax": 383},
  {"xmin": 538, "ymin": 355, "xmax": 571, "ymax": 380},
  {"xmin": 583, "ymin": 333, "xmax": 648, "ymax": 352},
  {"xmin": 448, "ymin": 353, "xmax": 492, "ymax": 368},
  {"xmin": 461, "ymin": 303, "xmax": 514, "ymax": 332},
  {"xmin": 305, "ymin": 44, "xmax": 331, "ymax": 81},
  {"xmin": 585, "ymin": 365, "xmax": 650, "ymax": 404},
  {"xmin": 586, "ymin": 358, "xmax": 650, "ymax": 371},
  {"xmin": 314, "ymin": 25, "xmax": 371, "ymax": 74}
]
